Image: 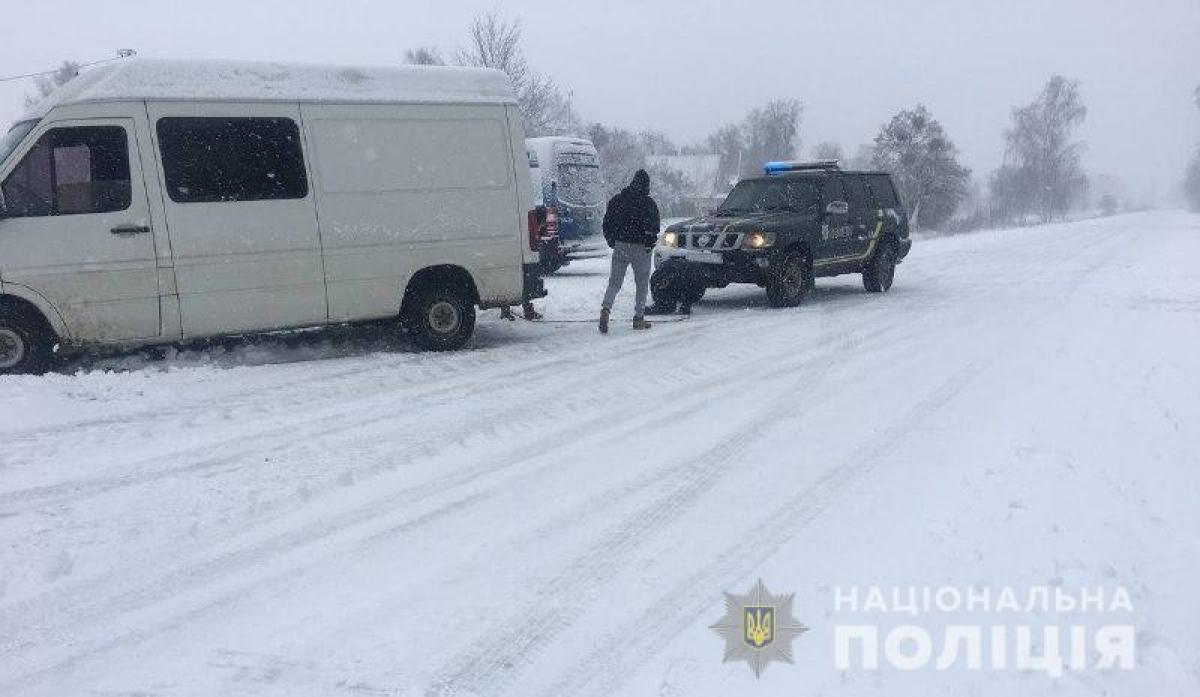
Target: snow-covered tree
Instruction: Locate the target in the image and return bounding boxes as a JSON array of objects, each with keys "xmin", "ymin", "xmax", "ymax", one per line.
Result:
[
  {"xmin": 994, "ymin": 75, "xmax": 1088, "ymax": 223},
  {"xmin": 871, "ymin": 105, "xmax": 970, "ymax": 230},
  {"xmin": 24, "ymin": 60, "xmax": 80, "ymax": 109}
]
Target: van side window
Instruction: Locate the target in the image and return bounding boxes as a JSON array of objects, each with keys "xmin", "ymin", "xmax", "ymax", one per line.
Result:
[
  {"xmin": 866, "ymin": 174, "xmax": 899, "ymax": 208},
  {"xmin": 0, "ymin": 126, "xmax": 131, "ymax": 217},
  {"xmin": 156, "ymin": 117, "xmax": 307, "ymax": 203}
]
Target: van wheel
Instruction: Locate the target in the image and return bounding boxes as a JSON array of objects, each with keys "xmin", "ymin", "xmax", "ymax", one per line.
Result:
[
  {"xmin": 766, "ymin": 248, "xmax": 812, "ymax": 308},
  {"xmin": 402, "ymin": 285, "xmax": 476, "ymax": 351},
  {"xmin": 863, "ymin": 240, "xmax": 897, "ymax": 293},
  {"xmin": 0, "ymin": 314, "xmax": 52, "ymax": 375}
]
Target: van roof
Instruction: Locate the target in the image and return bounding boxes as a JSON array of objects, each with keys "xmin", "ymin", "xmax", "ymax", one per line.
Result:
[
  {"xmin": 526, "ymin": 136, "xmax": 596, "ymax": 149},
  {"xmin": 23, "ymin": 58, "xmax": 517, "ymax": 119}
]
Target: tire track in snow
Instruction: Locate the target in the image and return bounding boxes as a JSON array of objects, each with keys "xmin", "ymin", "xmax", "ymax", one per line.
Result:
[
  {"xmin": 0, "ymin": 321, "xmax": 705, "ymax": 505},
  {"xmin": 0, "ymin": 320, "xmax": 893, "ymax": 690},
  {"xmin": 536, "ymin": 366, "xmax": 981, "ymax": 697},
  {"xmin": 420, "ymin": 321, "xmax": 903, "ymax": 697}
]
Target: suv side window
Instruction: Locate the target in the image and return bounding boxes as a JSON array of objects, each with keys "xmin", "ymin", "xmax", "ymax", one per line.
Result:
[
  {"xmin": 821, "ymin": 175, "xmax": 846, "ymax": 206},
  {"xmin": 0, "ymin": 126, "xmax": 131, "ymax": 218},
  {"xmin": 156, "ymin": 117, "xmax": 308, "ymax": 203},
  {"xmin": 843, "ymin": 174, "xmax": 871, "ymax": 215},
  {"xmin": 866, "ymin": 174, "xmax": 899, "ymax": 208}
]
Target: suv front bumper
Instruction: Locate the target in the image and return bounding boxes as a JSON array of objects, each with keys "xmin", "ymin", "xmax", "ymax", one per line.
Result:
[{"xmin": 654, "ymin": 246, "xmax": 772, "ymax": 286}]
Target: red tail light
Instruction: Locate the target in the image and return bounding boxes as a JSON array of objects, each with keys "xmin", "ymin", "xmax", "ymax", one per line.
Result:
[{"xmin": 527, "ymin": 208, "xmax": 541, "ymax": 251}]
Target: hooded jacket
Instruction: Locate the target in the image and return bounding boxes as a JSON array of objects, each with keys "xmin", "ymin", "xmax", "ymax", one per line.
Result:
[{"xmin": 602, "ymin": 170, "xmax": 660, "ymax": 248}]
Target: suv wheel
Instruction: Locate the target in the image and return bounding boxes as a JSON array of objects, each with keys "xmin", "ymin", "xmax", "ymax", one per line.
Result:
[
  {"xmin": 0, "ymin": 314, "xmax": 52, "ymax": 375},
  {"xmin": 766, "ymin": 248, "xmax": 812, "ymax": 308},
  {"xmin": 402, "ymin": 285, "xmax": 476, "ymax": 351},
  {"xmin": 651, "ymin": 267, "xmax": 705, "ymax": 308},
  {"xmin": 863, "ymin": 240, "xmax": 897, "ymax": 293}
]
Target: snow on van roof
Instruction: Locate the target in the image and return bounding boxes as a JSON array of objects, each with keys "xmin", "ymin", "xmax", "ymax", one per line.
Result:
[{"xmin": 24, "ymin": 58, "xmax": 517, "ymax": 118}]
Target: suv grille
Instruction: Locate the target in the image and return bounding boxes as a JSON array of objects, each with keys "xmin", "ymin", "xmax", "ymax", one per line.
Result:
[{"xmin": 677, "ymin": 232, "xmax": 743, "ymax": 250}]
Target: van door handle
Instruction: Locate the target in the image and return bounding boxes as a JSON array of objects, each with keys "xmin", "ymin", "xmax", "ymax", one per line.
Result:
[{"xmin": 111, "ymin": 224, "xmax": 151, "ymax": 236}]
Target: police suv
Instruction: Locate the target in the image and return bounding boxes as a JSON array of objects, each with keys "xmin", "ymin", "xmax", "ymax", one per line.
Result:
[{"xmin": 653, "ymin": 161, "xmax": 912, "ymax": 308}]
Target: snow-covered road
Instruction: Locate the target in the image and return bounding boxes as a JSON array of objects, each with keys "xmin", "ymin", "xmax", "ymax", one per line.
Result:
[{"xmin": 2, "ymin": 211, "xmax": 1198, "ymax": 696}]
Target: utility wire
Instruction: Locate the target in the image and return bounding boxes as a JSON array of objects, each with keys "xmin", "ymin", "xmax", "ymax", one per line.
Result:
[{"xmin": 0, "ymin": 50, "xmax": 136, "ymax": 85}]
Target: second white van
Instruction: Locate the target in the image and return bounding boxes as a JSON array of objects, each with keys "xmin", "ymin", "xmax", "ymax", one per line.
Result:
[{"xmin": 0, "ymin": 58, "xmax": 546, "ymax": 373}]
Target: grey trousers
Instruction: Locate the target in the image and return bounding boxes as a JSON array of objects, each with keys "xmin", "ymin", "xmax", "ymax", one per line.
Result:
[{"xmin": 602, "ymin": 241, "xmax": 652, "ymax": 316}]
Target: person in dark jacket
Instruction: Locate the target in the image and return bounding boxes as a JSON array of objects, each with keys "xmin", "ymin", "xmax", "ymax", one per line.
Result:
[{"xmin": 599, "ymin": 169, "xmax": 659, "ymax": 334}]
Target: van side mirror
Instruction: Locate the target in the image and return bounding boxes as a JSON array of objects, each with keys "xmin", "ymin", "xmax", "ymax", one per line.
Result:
[{"xmin": 825, "ymin": 200, "xmax": 849, "ymax": 216}]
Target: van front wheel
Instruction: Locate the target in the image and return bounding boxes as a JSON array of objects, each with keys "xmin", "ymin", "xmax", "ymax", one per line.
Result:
[
  {"xmin": 402, "ymin": 285, "xmax": 476, "ymax": 351},
  {"xmin": 0, "ymin": 314, "xmax": 52, "ymax": 375}
]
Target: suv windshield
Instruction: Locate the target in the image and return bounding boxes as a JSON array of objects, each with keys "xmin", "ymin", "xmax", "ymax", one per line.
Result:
[
  {"xmin": 718, "ymin": 176, "xmax": 822, "ymax": 214},
  {"xmin": 0, "ymin": 120, "xmax": 38, "ymax": 168}
]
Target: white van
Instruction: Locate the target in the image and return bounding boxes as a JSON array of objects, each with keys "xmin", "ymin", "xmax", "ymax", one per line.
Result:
[{"xmin": 0, "ymin": 59, "xmax": 545, "ymax": 373}]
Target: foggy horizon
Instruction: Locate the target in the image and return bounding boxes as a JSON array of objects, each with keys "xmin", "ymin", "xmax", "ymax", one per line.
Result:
[{"xmin": 1, "ymin": 0, "xmax": 1198, "ymax": 203}]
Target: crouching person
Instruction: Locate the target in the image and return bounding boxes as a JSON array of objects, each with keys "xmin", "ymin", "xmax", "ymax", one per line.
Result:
[{"xmin": 599, "ymin": 169, "xmax": 659, "ymax": 334}]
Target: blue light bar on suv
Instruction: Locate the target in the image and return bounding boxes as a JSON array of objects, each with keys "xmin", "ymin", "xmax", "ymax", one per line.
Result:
[{"xmin": 764, "ymin": 159, "xmax": 840, "ymax": 175}]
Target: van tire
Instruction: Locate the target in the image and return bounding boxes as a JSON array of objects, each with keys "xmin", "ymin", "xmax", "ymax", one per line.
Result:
[
  {"xmin": 402, "ymin": 285, "xmax": 476, "ymax": 351},
  {"xmin": 0, "ymin": 313, "xmax": 52, "ymax": 375}
]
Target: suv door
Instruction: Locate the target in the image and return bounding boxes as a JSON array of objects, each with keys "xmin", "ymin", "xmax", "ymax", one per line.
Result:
[
  {"xmin": 818, "ymin": 174, "xmax": 853, "ymax": 261},
  {"xmin": 149, "ymin": 105, "xmax": 326, "ymax": 337},
  {"xmin": 842, "ymin": 174, "xmax": 875, "ymax": 259},
  {"xmin": 0, "ymin": 118, "xmax": 161, "ymax": 342}
]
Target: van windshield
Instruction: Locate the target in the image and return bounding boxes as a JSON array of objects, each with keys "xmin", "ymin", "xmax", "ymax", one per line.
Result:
[
  {"xmin": 556, "ymin": 163, "xmax": 602, "ymax": 206},
  {"xmin": 0, "ymin": 120, "xmax": 38, "ymax": 168}
]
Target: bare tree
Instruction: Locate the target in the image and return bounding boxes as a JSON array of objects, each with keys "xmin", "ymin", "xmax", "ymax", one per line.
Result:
[
  {"xmin": 742, "ymin": 99, "xmax": 802, "ymax": 176},
  {"xmin": 403, "ymin": 47, "xmax": 444, "ymax": 66},
  {"xmin": 455, "ymin": 12, "xmax": 576, "ymax": 137},
  {"xmin": 25, "ymin": 60, "xmax": 81, "ymax": 109},
  {"xmin": 811, "ymin": 141, "xmax": 844, "ymax": 161},
  {"xmin": 843, "ymin": 143, "xmax": 877, "ymax": 171},
  {"xmin": 1185, "ymin": 149, "xmax": 1200, "ymax": 212},
  {"xmin": 703, "ymin": 123, "xmax": 744, "ymax": 189},
  {"xmin": 1188, "ymin": 85, "xmax": 1200, "ymax": 212},
  {"xmin": 871, "ymin": 105, "xmax": 971, "ymax": 230},
  {"xmin": 997, "ymin": 75, "xmax": 1088, "ymax": 222},
  {"xmin": 586, "ymin": 124, "xmax": 646, "ymax": 201}
]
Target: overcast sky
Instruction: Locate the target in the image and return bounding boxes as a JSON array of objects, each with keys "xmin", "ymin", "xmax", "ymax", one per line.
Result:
[{"xmin": 2, "ymin": 0, "xmax": 1198, "ymax": 202}]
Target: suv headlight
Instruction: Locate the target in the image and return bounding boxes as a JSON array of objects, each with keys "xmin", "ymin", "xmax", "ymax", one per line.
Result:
[
  {"xmin": 743, "ymin": 231, "xmax": 775, "ymax": 249},
  {"xmin": 661, "ymin": 231, "xmax": 679, "ymax": 247}
]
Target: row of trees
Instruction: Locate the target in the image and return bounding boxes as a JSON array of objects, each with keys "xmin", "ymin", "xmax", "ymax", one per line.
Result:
[{"xmin": 413, "ymin": 14, "xmax": 1097, "ymax": 230}]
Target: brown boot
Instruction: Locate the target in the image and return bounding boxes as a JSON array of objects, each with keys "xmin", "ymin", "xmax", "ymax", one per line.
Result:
[
  {"xmin": 632, "ymin": 316, "xmax": 652, "ymax": 330},
  {"xmin": 599, "ymin": 308, "xmax": 610, "ymax": 334}
]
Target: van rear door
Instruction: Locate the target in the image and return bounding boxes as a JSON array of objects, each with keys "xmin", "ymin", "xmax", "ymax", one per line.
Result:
[
  {"xmin": 0, "ymin": 113, "xmax": 161, "ymax": 342},
  {"xmin": 148, "ymin": 104, "xmax": 327, "ymax": 337}
]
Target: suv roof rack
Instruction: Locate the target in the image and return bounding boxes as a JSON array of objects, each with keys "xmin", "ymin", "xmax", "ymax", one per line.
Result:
[{"xmin": 763, "ymin": 159, "xmax": 841, "ymax": 175}]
